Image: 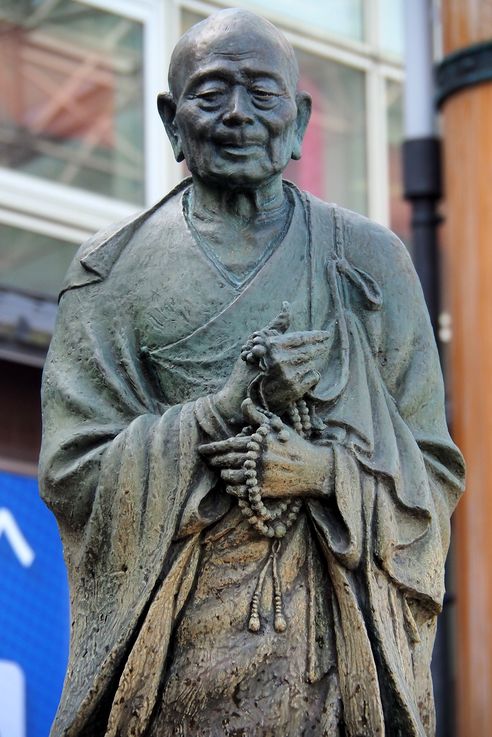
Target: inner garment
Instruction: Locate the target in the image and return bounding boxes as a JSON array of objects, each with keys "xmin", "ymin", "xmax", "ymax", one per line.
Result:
[{"xmin": 149, "ymin": 510, "xmax": 343, "ymax": 737}]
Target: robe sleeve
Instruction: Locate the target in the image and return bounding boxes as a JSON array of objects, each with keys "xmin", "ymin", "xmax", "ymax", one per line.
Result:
[
  {"xmin": 373, "ymin": 232, "xmax": 465, "ymax": 607},
  {"xmin": 309, "ymin": 218, "xmax": 465, "ymax": 611},
  {"xmin": 39, "ymin": 279, "xmax": 217, "ymax": 736},
  {"xmin": 305, "ymin": 210, "xmax": 465, "ymax": 735}
]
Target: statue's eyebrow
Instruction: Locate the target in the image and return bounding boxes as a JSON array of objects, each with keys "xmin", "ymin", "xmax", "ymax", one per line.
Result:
[
  {"xmin": 242, "ymin": 69, "xmax": 286, "ymax": 86},
  {"xmin": 184, "ymin": 65, "xmax": 287, "ymax": 94},
  {"xmin": 185, "ymin": 68, "xmax": 234, "ymax": 91}
]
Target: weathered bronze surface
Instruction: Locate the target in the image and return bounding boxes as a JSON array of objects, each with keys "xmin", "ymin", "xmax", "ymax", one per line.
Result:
[{"xmin": 40, "ymin": 9, "xmax": 465, "ymax": 737}]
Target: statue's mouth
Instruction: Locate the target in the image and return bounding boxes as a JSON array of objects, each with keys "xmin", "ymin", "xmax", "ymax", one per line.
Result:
[
  {"xmin": 216, "ymin": 133, "xmax": 263, "ymax": 145},
  {"xmin": 218, "ymin": 142, "xmax": 263, "ymax": 156}
]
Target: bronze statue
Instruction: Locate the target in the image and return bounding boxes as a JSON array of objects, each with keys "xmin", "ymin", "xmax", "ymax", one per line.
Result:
[{"xmin": 40, "ymin": 9, "xmax": 465, "ymax": 737}]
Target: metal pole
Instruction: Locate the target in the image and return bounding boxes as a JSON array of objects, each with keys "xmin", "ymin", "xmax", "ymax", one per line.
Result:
[
  {"xmin": 403, "ymin": 0, "xmax": 441, "ymax": 336},
  {"xmin": 403, "ymin": 5, "xmax": 454, "ymax": 737}
]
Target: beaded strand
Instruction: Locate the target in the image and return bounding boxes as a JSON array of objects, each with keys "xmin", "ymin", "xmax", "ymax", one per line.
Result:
[
  {"xmin": 237, "ymin": 322, "xmax": 317, "ymax": 632},
  {"xmin": 236, "ymin": 416, "xmax": 303, "ymax": 539}
]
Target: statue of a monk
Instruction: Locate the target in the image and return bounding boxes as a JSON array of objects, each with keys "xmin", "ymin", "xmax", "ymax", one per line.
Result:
[{"xmin": 40, "ymin": 9, "xmax": 465, "ymax": 737}]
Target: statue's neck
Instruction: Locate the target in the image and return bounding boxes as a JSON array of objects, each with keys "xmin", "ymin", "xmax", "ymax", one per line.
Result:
[
  {"xmin": 187, "ymin": 175, "xmax": 293, "ymax": 282},
  {"xmin": 190, "ymin": 175, "xmax": 285, "ymax": 223}
]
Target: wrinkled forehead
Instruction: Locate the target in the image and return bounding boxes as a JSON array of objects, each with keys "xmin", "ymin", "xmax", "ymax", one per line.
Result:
[{"xmin": 169, "ymin": 11, "xmax": 299, "ymax": 99}]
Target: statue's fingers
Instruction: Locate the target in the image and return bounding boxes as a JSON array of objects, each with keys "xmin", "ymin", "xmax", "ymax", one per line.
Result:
[
  {"xmin": 288, "ymin": 352, "xmax": 325, "ymax": 375},
  {"xmin": 270, "ymin": 345, "xmax": 326, "ymax": 370},
  {"xmin": 225, "ymin": 484, "xmax": 247, "ymax": 499},
  {"xmin": 241, "ymin": 398, "xmax": 269, "ymax": 426},
  {"xmin": 207, "ymin": 452, "xmax": 248, "ymax": 469},
  {"xmin": 269, "ymin": 330, "xmax": 331, "ymax": 350},
  {"xmin": 265, "ymin": 359, "xmax": 314, "ymax": 389},
  {"xmin": 198, "ymin": 436, "xmax": 251, "ymax": 456},
  {"xmin": 264, "ymin": 301, "xmax": 291, "ymax": 334},
  {"xmin": 266, "ymin": 365, "xmax": 320, "ymax": 402},
  {"xmin": 251, "ymin": 344, "xmax": 267, "ymax": 358},
  {"xmin": 240, "ymin": 338, "xmax": 255, "ymax": 361},
  {"xmin": 221, "ymin": 469, "xmax": 247, "ymax": 483},
  {"xmin": 298, "ymin": 368, "xmax": 321, "ymax": 392}
]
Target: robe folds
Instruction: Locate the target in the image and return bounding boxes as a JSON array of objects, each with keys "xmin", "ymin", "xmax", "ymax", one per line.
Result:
[{"xmin": 39, "ymin": 179, "xmax": 464, "ymax": 737}]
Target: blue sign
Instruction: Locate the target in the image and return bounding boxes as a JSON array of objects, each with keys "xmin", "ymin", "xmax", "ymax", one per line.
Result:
[{"xmin": 0, "ymin": 470, "xmax": 69, "ymax": 737}]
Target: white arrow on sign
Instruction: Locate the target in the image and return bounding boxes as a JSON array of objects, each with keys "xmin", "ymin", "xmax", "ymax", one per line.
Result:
[
  {"xmin": 0, "ymin": 660, "xmax": 26, "ymax": 737},
  {"xmin": 0, "ymin": 508, "xmax": 35, "ymax": 567}
]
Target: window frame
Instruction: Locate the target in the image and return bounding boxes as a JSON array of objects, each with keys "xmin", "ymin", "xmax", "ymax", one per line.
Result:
[
  {"xmin": 174, "ymin": 0, "xmax": 404, "ymax": 227},
  {"xmin": 0, "ymin": 0, "xmax": 179, "ymax": 243},
  {"xmin": 0, "ymin": 0, "xmax": 405, "ymax": 293}
]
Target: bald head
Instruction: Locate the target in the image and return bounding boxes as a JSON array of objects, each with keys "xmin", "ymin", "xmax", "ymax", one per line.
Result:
[
  {"xmin": 168, "ymin": 8, "xmax": 299, "ymax": 101},
  {"xmin": 158, "ymin": 7, "xmax": 311, "ymax": 187}
]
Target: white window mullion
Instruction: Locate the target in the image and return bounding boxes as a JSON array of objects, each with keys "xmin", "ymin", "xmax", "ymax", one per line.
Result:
[
  {"xmin": 84, "ymin": 0, "xmax": 182, "ymax": 204},
  {"xmin": 144, "ymin": 0, "xmax": 183, "ymax": 202},
  {"xmin": 0, "ymin": 208, "xmax": 87, "ymax": 245},
  {"xmin": 0, "ymin": 0, "xmax": 155, "ymax": 232},
  {"xmin": 366, "ymin": 67, "xmax": 389, "ymax": 227},
  {"xmin": 0, "ymin": 169, "xmax": 135, "ymax": 234},
  {"xmin": 81, "ymin": 0, "xmax": 155, "ymax": 22},
  {"xmin": 365, "ymin": 0, "xmax": 380, "ymax": 50}
]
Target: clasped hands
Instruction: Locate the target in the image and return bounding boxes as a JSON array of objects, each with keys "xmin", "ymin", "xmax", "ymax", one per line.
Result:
[{"xmin": 199, "ymin": 306, "xmax": 333, "ymax": 501}]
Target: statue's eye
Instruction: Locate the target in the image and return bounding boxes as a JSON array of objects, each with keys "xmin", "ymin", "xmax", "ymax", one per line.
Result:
[
  {"xmin": 194, "ymin": 86, "xmax": 226, "ymax": 104},
  {"xmin": 198, "ymin": 90, "xmax": 220, "ymax": 99},
  {"xmin": 250, "ymin": 84, "xmax": 281, "ymax": 106},
  {"xmin": 252, "ymin": 88, "xmax": 274, "ymax": 98}
]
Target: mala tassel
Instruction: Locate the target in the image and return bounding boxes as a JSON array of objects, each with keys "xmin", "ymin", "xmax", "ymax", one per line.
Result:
[
  {"xmin": 272, "ymin": 540, "xmax": 287, "ymax": 632},
  {"xmin": 248, "ymin": 541, "xmax": 287, "ymax": 633},
  {"xmin": 248, "ymin": 552, "xmax": 272, "ymax": 632}
]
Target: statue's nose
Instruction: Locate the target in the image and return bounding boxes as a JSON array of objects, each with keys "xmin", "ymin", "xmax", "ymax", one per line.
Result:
[{"xmin": 222, "ymin": 87, "xmax": 254, "ymax": 126}]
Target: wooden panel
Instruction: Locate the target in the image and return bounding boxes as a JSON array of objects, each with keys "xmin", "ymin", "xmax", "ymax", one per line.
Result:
[
  {"xmin": 443, "ymin": 0, "xmax": 492, "ymax": 53},
  {"xmin": 441, "ymin": 4, "xmax": 492, "ymax": 734}
]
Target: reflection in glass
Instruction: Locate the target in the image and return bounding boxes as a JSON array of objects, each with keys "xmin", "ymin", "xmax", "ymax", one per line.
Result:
[
  {"xmin": 239, "ymin": 0, "xmax": 364, "ymax": 41},
  {"xmin": 0, "ymin": 0, "xmax": 145, "ymax": 203},
  {"xmin": 181, "ymin": 11, "xmax": 206, "ymax": 36},
  {"xmin": 0, "ymin": 224, "xmax": 78, "ymax": 297},
  {"xmin": 180, "ymin": 12, "xmax": 367, "ymax": 215},
  {"xmin": 379, "ymin": 0, "xmax": 405, "ymax": 58},
  {"xmin": 286, "ymin": 50, "xmax": 367, "ymax": 214},
  {"xmin": 386, "ymin": 80, "xmax": 411, "ymax": 248}
]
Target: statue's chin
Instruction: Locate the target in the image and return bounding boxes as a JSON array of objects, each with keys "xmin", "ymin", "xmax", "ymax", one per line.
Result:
[{"xmin": 189, "ymin": 165, "xmax": 287, "ymax": 192}]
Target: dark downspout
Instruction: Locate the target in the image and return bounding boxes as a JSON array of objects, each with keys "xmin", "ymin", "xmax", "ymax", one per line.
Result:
[
  {"xmin": 402, "ymin": 136, "xmax": 441, "ymax": 335},
  {"xmin": 403, "ymin": 4, "xmax": 452, "ymax": 737}
]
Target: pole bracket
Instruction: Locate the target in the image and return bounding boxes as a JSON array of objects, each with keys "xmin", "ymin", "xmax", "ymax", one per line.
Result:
[{"xmin": 436, "ymin": 40, "xmax": 492, "ymax": 108}]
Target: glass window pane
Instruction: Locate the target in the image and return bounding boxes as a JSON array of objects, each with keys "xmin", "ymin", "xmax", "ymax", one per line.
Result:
[
  {"xmin": 0, "ymin": 0, "xmax": 145, "ymax": 204},
  {"xmin": 379, "ymin": 0, "xmax": 405, "ymax": 58},
  {"xmin": 386, "ymin": 80, "xmax": 411, "ymax": 247},
  {"xmin": 240, "ymin": 0, "xmax": 364, "ymax": 41},
  {"xmin": 180, "ymin": 12, "xmax": 367, "ymax": 215},
  {"xmin": 286, "ymin": 51, "xmax": 367, "ymax": 214},
  {"xmin": 181, "ymin": 10, "xmax": 205, "ymax": 33},
  {"xmin": 182, "ymin": 3, "xmax": 363, "ymax": 42},
  {"xmin": 0, "ymin": 224, "xmax": 78, "ymax": 297}
]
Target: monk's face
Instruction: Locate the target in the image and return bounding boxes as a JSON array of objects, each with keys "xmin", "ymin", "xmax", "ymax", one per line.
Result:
[{"xmin": 166, "ymin": 26, "xmax": 308, "ymax": 188}]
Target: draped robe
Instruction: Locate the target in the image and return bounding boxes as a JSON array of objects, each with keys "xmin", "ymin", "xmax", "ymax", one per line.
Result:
[{"xmin": 39, "ymin": 180, "xmax": 464, "ymax": 737}]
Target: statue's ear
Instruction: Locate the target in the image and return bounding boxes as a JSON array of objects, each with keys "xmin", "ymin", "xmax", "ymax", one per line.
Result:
[
  {"xmin": 157, "ymin": 93, "xmax": 185, "ymax": 163},
  {"xmin": 291, "ymin": 92, "xmax": 312, "ymax": 161}
]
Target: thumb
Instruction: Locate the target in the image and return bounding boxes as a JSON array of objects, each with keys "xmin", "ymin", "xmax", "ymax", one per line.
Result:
[
  {"xmin": 241, "ymin": 398, "xmax": 268, "ymax": 427},
  {"xmin": 265, "ymin": 301, "xmax": 290, "ymax": 335}
]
